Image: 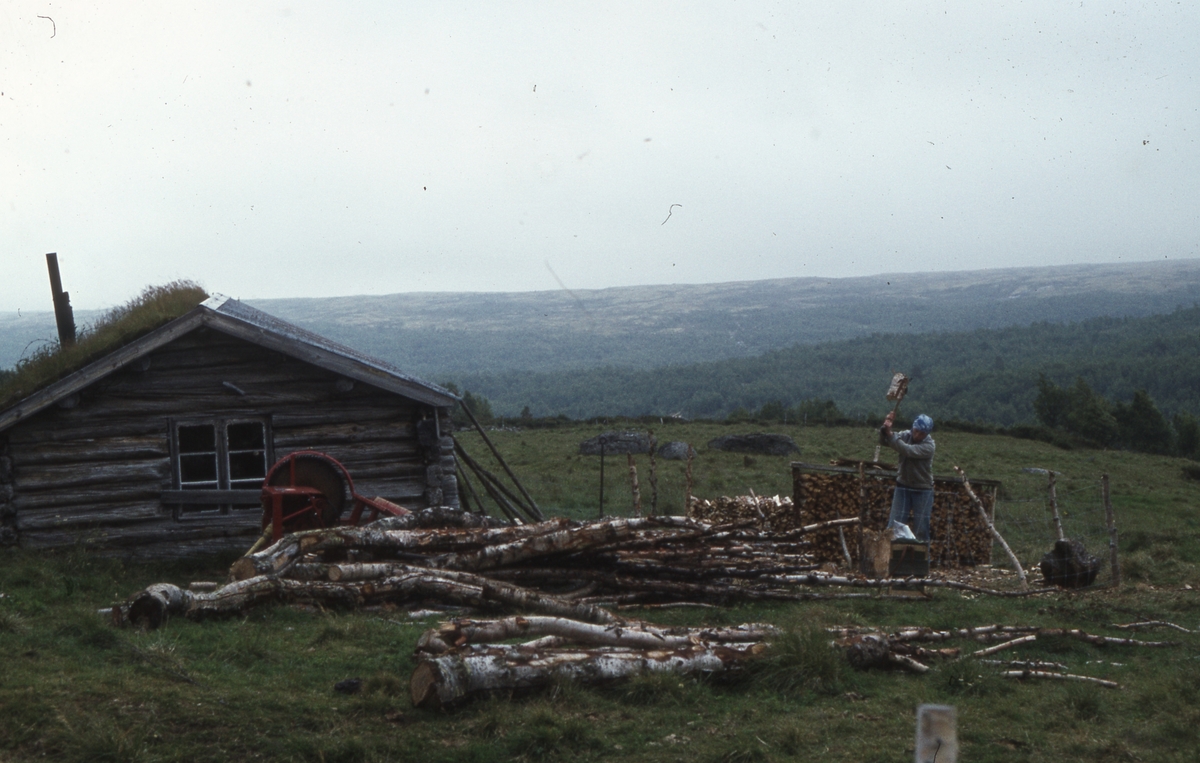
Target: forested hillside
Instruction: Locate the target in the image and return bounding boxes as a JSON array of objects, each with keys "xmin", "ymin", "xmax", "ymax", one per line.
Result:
[{"xmin": 459, "ymin": 306, "xmax": 1200, "ymax": 426}]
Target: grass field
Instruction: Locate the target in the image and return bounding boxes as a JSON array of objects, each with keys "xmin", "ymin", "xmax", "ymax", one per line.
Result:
[{"xmin": 2, "ymin": 422, "xmax": 1199, "ymax": 762}]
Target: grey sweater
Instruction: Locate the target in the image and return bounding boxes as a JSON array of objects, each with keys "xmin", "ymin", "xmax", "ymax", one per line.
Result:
[{"xmin": 879, "ymin": 428, "xmax": 936, "ymax": 490}]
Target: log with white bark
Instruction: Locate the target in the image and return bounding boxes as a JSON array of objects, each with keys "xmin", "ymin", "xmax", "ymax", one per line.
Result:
[
  {"xmin": 955, "ymin": 466, "xmax": 1028, "ymax": 589},
  {"xmin": 230, "ymin": 519, "xmax": 577, "ymax": 580},
  {"xmin": 979, "ymin": 659, "xmax": 1068, "ymax": 671},
  {"xmin": 414, "ymin": 615, "xmax": 778, "ymax": 655},
  {"xmin": 831, "ymin": 624, "xmax": 1177, "ymax": 648},
  {"xmin": 120, "ymin": 566, "xmax": 619, "ymax": 629},
  {"xmin": 1001, "ymin": 670, "xmax": 1120, "ymax": 689},
  {"xmin": 970, "ymin": 634, "xmax": 1038, "ymax": 657},
  {"xmin": 1112, "ymin": 620, "xmax": 1195, "ymax": 633},
  {"xmin": 410, "ymin": 641, "xmax": 768, "ymax": 709},
  {"xmin": 775, "ymin": 572, "xmax": 1055, "ymax": 597}
]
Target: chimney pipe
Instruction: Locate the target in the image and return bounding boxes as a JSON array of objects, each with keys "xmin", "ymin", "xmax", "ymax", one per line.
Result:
[{"xmin": 45, "ymin": 252, "xmax": 77, "ymax": 348}]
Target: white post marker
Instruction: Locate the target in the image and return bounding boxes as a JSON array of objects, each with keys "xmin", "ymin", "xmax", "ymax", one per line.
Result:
[{"xmin": 916, "ymin": 704, "xmax": 958, "ymax": 763}]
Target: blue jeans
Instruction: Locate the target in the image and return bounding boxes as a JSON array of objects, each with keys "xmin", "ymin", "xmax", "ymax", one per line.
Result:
[{"xmin": 888, "ymin": 485, "xmax": 934, "ymax": 542}]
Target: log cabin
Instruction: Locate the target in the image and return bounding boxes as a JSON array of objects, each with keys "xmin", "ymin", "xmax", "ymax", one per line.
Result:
[{"xmin": 0, "ymin": 294, "xmax": 461, "ymax": 557}]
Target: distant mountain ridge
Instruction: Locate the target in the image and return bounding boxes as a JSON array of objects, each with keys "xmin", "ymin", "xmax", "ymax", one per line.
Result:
[{"xmin": 3, "ymin": 259, "xmax": 1200, "ymax": 379}]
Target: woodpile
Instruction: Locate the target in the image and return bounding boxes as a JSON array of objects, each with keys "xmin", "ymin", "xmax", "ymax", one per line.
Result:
[
  {"xmin": 111, "ymin": 503, "xmax": 1172, "ymax": 707},
  {"xmin": 404, "ymin": 614, "xmax": 1177, "ymax": 707},
  {"xmin": 116, "ymin": 506, "xmax": 1047, "ymax": 632},
  {"xmin": 687, "ymin": 493, "xmax": 799, "ymax": 532},
  {"xmin": 792, "ymin": 462, "xmax": 999, "ymax": 568}
]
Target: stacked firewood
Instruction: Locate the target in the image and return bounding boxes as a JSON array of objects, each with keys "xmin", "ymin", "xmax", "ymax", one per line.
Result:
[
  {"xmin": 687, "ymin": 493, "xmax": 798, "ymax": 532},
  {"xmin": 796, "ymin": 469, "xmax": 996, "ymax": 567}
]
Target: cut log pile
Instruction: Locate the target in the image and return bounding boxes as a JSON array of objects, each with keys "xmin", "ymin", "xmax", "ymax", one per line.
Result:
[
  {"xmin": 687, "ymin": 493, "xmax": 798, "ymax": 532},
  {"xmin": 829, "ymin": 623, "xmax": 1180, "ymax": 686},
  {"xmin": 403, "ymin": 614, "xmax": 1181, "ymax": 706},
  {"xmin": 116, "ymin": 506, "xmax": 1045, "ymax": 632},
  {"xmin": 793, "ymin": 463, "xmax": 998, "ymax": 567},
  {"xmin": 110, "ymin": 505, "xmax": 1181, "ymax": 707}
]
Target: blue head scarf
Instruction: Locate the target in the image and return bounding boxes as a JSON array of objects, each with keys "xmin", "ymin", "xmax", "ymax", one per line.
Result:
[{"xmin": 913, "ymin": 414, "xmax": 934, "ymax": 433}]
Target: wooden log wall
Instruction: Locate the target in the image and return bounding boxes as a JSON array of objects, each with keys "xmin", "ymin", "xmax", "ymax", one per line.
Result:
[
  {"xmin": 0, "ymin": 437, "xmax": 15, "ymax": 546},
  {"xmin": 792, "ymin": 463, "xmax": 997, "ymax": 568},
  {"xmin": 2, "ymin": 328, "xmax": 458, "ymax": 555}
]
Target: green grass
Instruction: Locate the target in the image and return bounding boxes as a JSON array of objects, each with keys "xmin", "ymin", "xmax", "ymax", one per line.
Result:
[
  {"xmin": 3, "ymin": 423, "xmax": 1200, "ymax": 761},
  {"xmin": 0, "ymin": 281, "xmax": 208, "ymax": 411}
]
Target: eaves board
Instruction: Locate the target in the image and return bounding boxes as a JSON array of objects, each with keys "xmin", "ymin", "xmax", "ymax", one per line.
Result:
[{"xmin": 0, "ymin": 309, "xmax": 209, "ymax": 434}]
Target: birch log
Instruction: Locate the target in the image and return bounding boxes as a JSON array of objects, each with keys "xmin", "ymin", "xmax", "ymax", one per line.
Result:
[
  {"xmin": 955, "ymin": 466, "xmax": 1028, "ymax": 590},
  {"xmin": 411, "ymin": 642, "xmax": 767, "ymax": 709},
  {"xmin": 415, "ymin": 616, "xmax": 777, "ymax": 655},
  {"xmin": 120, "ymin": 567, "xmax": 618, "ymax": 629}
]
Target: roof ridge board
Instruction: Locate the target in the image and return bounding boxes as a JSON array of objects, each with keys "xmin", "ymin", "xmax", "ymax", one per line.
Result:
[
  {"xmin": 201, "ymin": 311, "xmax": 458, "ymax": 408},
  {"xmin": 209, "ymin": 298, "xmax": 459, "ymax": 402}
]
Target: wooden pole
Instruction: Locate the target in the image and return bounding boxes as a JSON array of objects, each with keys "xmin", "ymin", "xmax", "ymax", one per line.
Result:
[
  {"xmin": 684, "ymin": 444, "xmax": 694, "ymax": 514},
  {"xmin": 647, "ymin": 431, "xmax": 658, "ymax": 517},
  {"xmin": 454, "ymin": 440, "xmax": 533, "ymax": 523},
  {"xmin": 456, "ymin": 464, "xmax": 484, "ymax": 515},
  {"xmin": 45, "ymin": 252, "xmax": 76, "ymax": 348},
  {"xmin": 857, "ymin": 462, "xmax": 867, "ymax": 574},
  {"xmin": 598, "ymin": 439, "xmax": 606, "ymax": 518},
  {"xmin": 1048, "ymin": 470, "xmax": 1064, "ymax": 541},
  {"xmin": 793, "ymin": 464, "xmax": 805, "ymax": 526},
  {"xmin": 955, "ymin": 466, "xmax": 1028, "ymax": 590},
  {"xmin": 1103, "ymin": 473, "xmax": 1121, "ymax": 587},
  {"xmin": 458, "ymin": 402, "xmax": 544, "ymax": 520},
  {"xmin": 627, "ymin": 454, "xmax": 641, "ymax": 517}
]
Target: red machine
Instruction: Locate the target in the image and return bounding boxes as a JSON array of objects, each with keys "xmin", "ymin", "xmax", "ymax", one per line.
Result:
[{"xmin": 259, "ymin": 451, "xmax": 409, "ymax": 541}]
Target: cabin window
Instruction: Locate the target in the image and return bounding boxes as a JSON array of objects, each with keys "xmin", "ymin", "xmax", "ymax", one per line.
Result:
[
  {"xmin": 171, "ymin": 418, "xmax": 270, "ymax": 516},
  {"xmin": 178, "ymin": 424, "xmax": 219, "ymax": 489},
  {"xmin": 227, "ymin": 421, "xmax": 268, "ymax": 488}
]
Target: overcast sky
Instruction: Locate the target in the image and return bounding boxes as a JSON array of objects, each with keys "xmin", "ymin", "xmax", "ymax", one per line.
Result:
[{"xmin": 2, "ymin": 2, "xmax": 1197, "ymax": 311}]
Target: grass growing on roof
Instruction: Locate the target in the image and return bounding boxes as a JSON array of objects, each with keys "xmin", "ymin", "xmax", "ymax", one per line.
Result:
[{"xmin": 0, "ymin": 280, "xmax": 208, "ymax": 410}]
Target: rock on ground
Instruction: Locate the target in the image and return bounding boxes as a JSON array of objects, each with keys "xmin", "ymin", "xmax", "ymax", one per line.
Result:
[{"xmin": 706, "ymin": 433, "xmax": 799, "ymax": 456}]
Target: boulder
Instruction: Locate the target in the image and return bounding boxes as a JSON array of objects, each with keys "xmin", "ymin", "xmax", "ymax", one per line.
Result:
[
  {"xmin": 579, "ymin": 431, "xmax": 652, "ymax": 456},
  {"xmin": 657, "ymin": 441, "xmax": 695, "ymax": 461},
  {"xmin": 706, "ymin": 433, "xmax": 799, "ymax": 456},
  {"xmin": 1039, "ymin": 538, "xmax": 1102, "ymax": 589}
]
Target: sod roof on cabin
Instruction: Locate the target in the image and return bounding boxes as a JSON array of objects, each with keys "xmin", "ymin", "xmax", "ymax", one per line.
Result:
[{"xmin": 0, "ymin": 281, "xmax": 209, "ymax": 412}]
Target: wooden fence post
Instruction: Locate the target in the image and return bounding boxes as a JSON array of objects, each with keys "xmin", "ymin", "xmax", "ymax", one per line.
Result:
[
  {"xmin": 684, "ymin": 445, "xmax": 694, "ymax": 515},
  {"xmin": 1102, "ymin": 473, "xmax": 1120, "ymax": 587},
  {"xmin": 793, "ymin": 463, "xmax": 805, "ymax": 526},
  {"xmin": 647, "ymin": 431, "xmax": 658, "ymax": 517},
  {"xmin": 598, "ymin": 440, "xmax": 606, "ymax": 519},
  {"xmin": 857, "ymin": 462, "xmax": 867, "ymax": 574},
  {"xmin": 627, "ymin": 454, "xmax": 641, "ymax": 517},
  {"xmin": 1048, "ymin": 470, "xmax": 1065, "ymax": 541},
  {"xmin": 915, "ymin": 704, "xmax": 957, "ymax": 763}
]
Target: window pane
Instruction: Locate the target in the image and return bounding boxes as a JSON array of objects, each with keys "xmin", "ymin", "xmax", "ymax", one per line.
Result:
[
  {"xmin": 229, "ymin": 451, "xmax": 266, "ymax": 482},
  {"xmin": 178, "ymin": 424, "xmax": 216, "ymax": 454},
  {"xmin": 180, "ymin": 453, "xmax": 218, "ymax": 484},
  {"xmin": 227, "ymin": 422, "xmax": 265, "ymax": 451}
]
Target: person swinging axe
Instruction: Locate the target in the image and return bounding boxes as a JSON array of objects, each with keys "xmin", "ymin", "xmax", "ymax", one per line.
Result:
[{"xmin": 879, "ymin": 412, "xmax": 936, "ymax": 541}]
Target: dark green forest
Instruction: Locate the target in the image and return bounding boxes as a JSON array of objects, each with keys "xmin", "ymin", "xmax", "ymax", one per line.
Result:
[{"xmin": 458, "ymin": 305, "xmax": 1200, "ymax": 432}]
